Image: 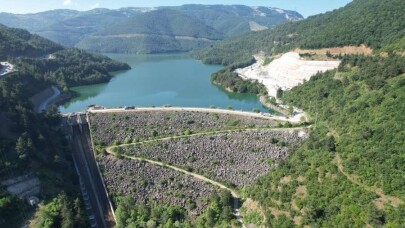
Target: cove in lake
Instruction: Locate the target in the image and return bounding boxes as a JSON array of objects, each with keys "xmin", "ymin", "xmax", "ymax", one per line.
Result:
[{"xmin": 60, "ymin": 53, "xmax": 270, "ymax": 113}]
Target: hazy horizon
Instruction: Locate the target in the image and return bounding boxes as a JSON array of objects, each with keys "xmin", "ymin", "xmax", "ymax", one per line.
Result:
[{"xmin": 0, "ymin": 0, "xmax": 352, "ymax": 18}]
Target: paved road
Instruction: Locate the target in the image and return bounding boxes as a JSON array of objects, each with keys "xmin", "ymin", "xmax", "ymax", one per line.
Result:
[
  {"xmin": 37, "ymin": 86, "xmax": 60, "ymax": 112},
  {"xmin": 71, "ymin": 125, "xmax": 114, "ymax": 228},
  {"xmin": 89, "ymin": 106, "xmax": 305, "ymax": 124}
]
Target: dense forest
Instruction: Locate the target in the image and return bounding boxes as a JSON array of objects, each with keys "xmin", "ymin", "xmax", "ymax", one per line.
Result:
[
  {"xmin": 0, "ymin": 24, "xmax": 129, "ymax": 226},
  {"xmin": 0, "ymin": 72, "xmax": 87, "ymax": 226},
  {"xmin": 193, "ymin": 0, "xmax": 405, "ymax": 65},
  {"xmin": 18, "ymin": 48, "xmax": 130, "ymax": 88},
  {"xmin": 244, "ymin": 55, "xmax": 405, "ymax": 226}
]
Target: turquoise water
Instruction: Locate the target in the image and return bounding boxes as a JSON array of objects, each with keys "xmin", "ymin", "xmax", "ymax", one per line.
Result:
[{"xmin": 60, "ymin": 53, "xmax": 268, "ymax": 113}]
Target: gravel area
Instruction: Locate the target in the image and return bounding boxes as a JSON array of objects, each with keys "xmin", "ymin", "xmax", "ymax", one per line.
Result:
[
  {"xmin": 98, "ymin": 154, "xmax": 216, "ymax": 216},
  {"xmin": 90, "ymin": 111, "xmax": 277, "ymax": 145},
  {"xmin": 122, "ymin": 129, "xmax": 308, "ymax": 186}
]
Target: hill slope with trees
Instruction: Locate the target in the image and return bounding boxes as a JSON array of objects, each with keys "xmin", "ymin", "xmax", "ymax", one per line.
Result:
[
  {"xmin": 245, "ymin": 54, "xmax": 405, "ymax": 227},
  {"xmin": 0, "ymin": 25, "xmax": 129, "ymax": 226},
  {"xmin": 0, "ymin": 24, "xmax": 63, "ymax": 59}
]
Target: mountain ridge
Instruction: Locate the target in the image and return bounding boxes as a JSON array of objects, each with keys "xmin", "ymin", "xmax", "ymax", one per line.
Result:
[
  {"xmin": 194, "ymin": 0, "xmax": 405, "ymax": 65},
  {"xmin": 0, "ymin": 5, "xmax": 303, "ymax": 53}
]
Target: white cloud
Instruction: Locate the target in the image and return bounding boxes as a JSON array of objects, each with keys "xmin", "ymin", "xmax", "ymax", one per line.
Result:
[
  {"xmin": 91, "ymin": 3, "xmax": 100, "ymax": 9},
  {"xmin": 63, "ymin": 0, "xmax": 72, "ymax": 6}
]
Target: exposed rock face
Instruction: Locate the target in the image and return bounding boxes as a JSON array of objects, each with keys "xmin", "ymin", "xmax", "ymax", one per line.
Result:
[{"xmin": 235, "ymin": 52, "xmax": 340, "ymax": 97}]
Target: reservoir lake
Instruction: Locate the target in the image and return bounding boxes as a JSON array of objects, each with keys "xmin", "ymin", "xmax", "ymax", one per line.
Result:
[{"xmin": 60, "ymin": 53, "xmax": 269, "ymax": 113}]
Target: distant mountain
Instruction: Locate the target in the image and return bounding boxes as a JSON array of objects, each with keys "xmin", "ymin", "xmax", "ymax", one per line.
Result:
[
  {"xmin": 194, "ymin": 0, "xmax": 405, "ymax": 65},
  {"xmin": 174, "ymin": 4, "xmax": 302, "ymax": 36},
  {"xmin": 76, "ymin": 9, "xmax": 225, "ymax": 53},
  {"xmin": 0, "ymin": 5, "xmax": 303, "ymax": 53}
]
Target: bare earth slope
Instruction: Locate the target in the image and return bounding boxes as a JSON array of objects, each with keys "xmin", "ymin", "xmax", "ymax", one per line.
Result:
[{"xmin": 235, "ymin": 52, "xmax": 340, "ymax": 97}]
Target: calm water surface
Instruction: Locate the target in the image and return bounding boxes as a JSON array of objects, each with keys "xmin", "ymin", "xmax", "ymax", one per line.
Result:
[{"xmin": 60, "ymin": 53, "xmax": 269, "ymax": 113}]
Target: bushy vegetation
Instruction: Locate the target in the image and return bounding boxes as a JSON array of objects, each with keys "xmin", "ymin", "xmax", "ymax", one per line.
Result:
[
  {"xmin": 115, "ymin": 190, "xmax": 236, "ymax": 228},
  {"xmin": 30, "ymin": 193, "xmax": 87, "ymax": 228},
  {"xmin": 193, "ymin": 0, "xmax": 405, "ymax": 65},
  {"xmin": 245, "ymin": 55, "xmax": 405, "ymax": 226}
]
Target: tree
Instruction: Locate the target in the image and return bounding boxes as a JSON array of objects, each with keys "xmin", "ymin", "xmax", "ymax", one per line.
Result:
[
  {"xmin": 327, "ymin": 136, "xmax": 336, "ymax": 152},
  {"xmin": 206, "ymin": 207, "xmax": 217, "ymax": 227},
  {"xmin": 59, "ymin": 194, "xmax": 74, "ymax": 228},
  {"xmin": 366, "ymin": 205, "xmax": 386, "ymax": 226},
  {"xmin": 277, "ymin": 88, "xmax": 284, "ymax": 99},
  {"xmin": 15, "ymin": 132, "xmax": 34, "ymax": 163},
  {"xmin": 146, "ymin": 219, "xmax": 157, "ymax": 228}
]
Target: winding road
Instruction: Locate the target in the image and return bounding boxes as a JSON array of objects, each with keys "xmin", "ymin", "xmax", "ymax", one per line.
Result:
[{"xmin": 37, "ymin": 86, "xmax": 61, "ymax": 112}]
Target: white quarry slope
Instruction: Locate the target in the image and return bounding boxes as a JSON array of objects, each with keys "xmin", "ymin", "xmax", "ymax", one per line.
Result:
[{"xmin": 235, "ymin": 52, "xmax": 340, "ymax": 97}]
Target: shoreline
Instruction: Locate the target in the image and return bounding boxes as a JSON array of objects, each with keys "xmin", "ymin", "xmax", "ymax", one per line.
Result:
[
  {"xmin": 259, "ymin": 95, "xmax": 290, "ymax": 116},
  {"xmin": 213, "ymin": 79, "xmax": 292, "ymax": 116}
]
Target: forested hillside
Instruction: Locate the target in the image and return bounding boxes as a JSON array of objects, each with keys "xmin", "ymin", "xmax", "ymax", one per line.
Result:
[
  {"xmin": 189, "ymin": 0, "xmax": 405, "ymax": 226},
  {"xmin": 0, "ymin": 25, "xmax": 129, "ymax": 226},
  {"xmin": 19, "ymin": 49, "xmax": 130, "ymax": 87},
  {"xmin": 0, "ymin": 24, "xmax": 63, "ymax": 59},
  {"xmin": 245, "ymin": 54, "xmax": 405, "ymax": 227},
  {"xmin": 0, "ymin": 5, "xmax": 303, "ymax": 53},
  {"xmin": 194, "ymin": 0, "xmax": 405, "ymax": 65},
  {"xmin": 97, "ymin": 9, "xmax": 223, "ymax": 39},
  {"xmin": 76, "ymin": 9, "xmax": 224, "ymax": 53}
]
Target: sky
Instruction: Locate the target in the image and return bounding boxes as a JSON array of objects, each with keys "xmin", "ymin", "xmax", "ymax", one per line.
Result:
[{"xmin": 0, "ymin": 0, "xmax": 352, "ymax": 18}]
